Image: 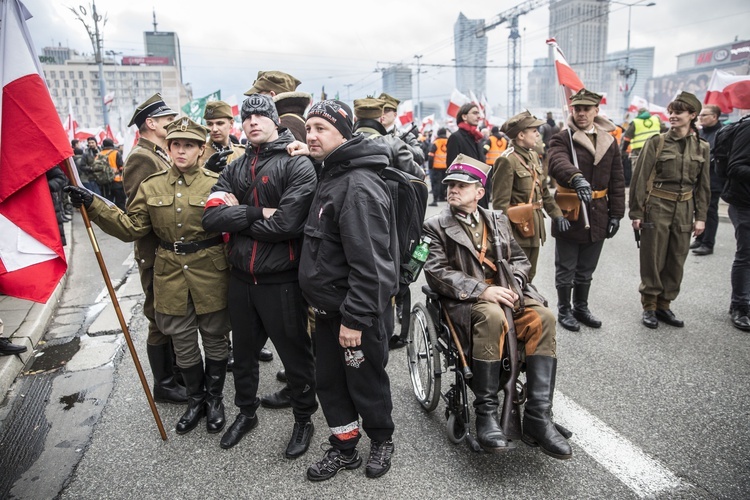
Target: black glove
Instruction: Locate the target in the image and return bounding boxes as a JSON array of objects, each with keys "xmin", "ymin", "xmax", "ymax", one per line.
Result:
[
  {"xmin": 570, "ymin": 175, "xmax": 592, "ymax": 203},
  {"xmin": 554, "ymin": 216, "xmax": 571, "ymax": 232},
  {"xmin": 607, "ymin": 217, "xmax": 620, "ymax": 238},
  {"xmin": 63, "ymin": 185, "xmax": 94, "ymax": 209},
  {"xmin": 204, "ymin": 150, "xmax": 232, "ymax": 173}
]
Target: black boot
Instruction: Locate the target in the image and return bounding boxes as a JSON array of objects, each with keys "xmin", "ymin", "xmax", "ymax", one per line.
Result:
[
  {"xmin": 522, "ymin": 355, "xmax": 572, "ymax": 459},
  {"xmin": 572, "ymin": 283, "xmax": 602, "ymax": 328},
  {"xmin": 226, "ymin": 339, "xmax": 234, "ymax": 372},
  {"xmin": 146, "ymin": 343, "xmax": 188, "ymax": 404},
  {"xmin": 471, "ymin": 359, "xmax": 515, "ymax": 453},
  {"xmin": 557, "ymin": 286, "xmax": 580, "ymax": 332},
  {"xmin": 175, "ymin": 363, "xmax": 206, "ymax": 435},
  {"xmin": 205, "ymin": 358, "xmax": 228, "ymax": 433},
  {"xmin": 260, "ymin": 385, "xmax": 292, "ymax": 409}
]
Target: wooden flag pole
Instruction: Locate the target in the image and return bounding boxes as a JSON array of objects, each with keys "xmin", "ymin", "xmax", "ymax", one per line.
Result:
[{"xmin": 63, "ymin": 157, "xmax": 168, "ymax": 441}]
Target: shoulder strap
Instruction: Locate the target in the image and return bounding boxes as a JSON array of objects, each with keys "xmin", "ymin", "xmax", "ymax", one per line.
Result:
[
  {"xmin": 511, "ymin": 151, "xmax": 537, "ymax": 204},
  {"xmin": 645, "ymin": 133, "xmax": 666, "ymax": 195}
]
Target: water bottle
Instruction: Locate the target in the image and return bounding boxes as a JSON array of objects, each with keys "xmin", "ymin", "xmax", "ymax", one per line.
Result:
[{"xmin": 404, "ymin": 236, "xmax": 431, "ymax": 283}]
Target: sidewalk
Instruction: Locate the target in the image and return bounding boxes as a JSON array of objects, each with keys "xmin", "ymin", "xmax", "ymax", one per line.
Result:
[{"xmin": 0, "ymin": 219, "xmax": 72, "ymax": 405}]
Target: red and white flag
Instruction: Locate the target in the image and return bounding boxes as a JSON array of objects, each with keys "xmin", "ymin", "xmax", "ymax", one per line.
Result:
[
  {"xmin": 0, "ymin": 0, "xmax": 70, "ymax": 303},
  {"xmin": 547, "ymin": 38, "xmax": 607, "ymax": 105},
  {"xmin": 63, "ymin": 100, "xmax": 77, "ymax": 141},
  {"xmin": 704, "ymin": 69, "xmax": 750, "ymax": 113},
  {"xmin": 447, "ymin": 89, "xmax": 470, "ymax": 118},
  {"xmin": 397, "ymin": 99, "xmax": 413, "ymax": 125},
  {"xmin": 419, "ymin": 113, "xmax": 435, "ymax": 133},
  {"xmin": 627, "ymin": 96, "xmax": 669, "ymax": 122}
]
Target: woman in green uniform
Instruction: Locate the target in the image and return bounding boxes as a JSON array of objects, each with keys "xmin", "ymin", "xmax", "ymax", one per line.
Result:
[
  {"xmin": 629, "ymin": 92, "xmax": 710, "ymax": 329},
  {"xmin": 66, "ymin": 117, "xmax": 231, "ymax": 435},
  {"xmin": 492, "ymin": 110, "xmax": 569, "ymax": 282}
]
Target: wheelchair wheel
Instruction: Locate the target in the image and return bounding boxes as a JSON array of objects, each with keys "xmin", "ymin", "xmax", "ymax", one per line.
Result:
[
  {"xmin": 446, "ymin": 413, "xmax": 467, "ymax": 444},
  {"xmin": 445, "ymin": 380, "xmax": 470, "ymax": 444},
  {"xmin": 407, "ymin": 302, "xmax": 441, "ymax": 412}
]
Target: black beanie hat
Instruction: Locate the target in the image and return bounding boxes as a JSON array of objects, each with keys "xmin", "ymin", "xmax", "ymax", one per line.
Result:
[
  {"xmin": 306, "ymin": 99, "xmax": 353, "ymax": 140},
  {"xmin": 241, "ymin": 94, "xmax": 280, "ymax": 125}
]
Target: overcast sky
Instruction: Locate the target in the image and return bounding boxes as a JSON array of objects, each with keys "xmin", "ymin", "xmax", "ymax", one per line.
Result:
[{"xmin": 21, "ymin": 0, "xmax": 750, "ymax": 110}]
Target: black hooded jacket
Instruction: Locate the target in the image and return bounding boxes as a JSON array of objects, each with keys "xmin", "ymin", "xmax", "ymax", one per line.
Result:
[
  {"xmin": 719, "ymin": 117, "xmax": 750, "ymax": 208},
  {"xmin": 299, "ymin": 134, "xmax": 399, "ymax": 331},
  {"xmin": 202, "ymin": 128, "xmax": 317, "ymax": 284}
]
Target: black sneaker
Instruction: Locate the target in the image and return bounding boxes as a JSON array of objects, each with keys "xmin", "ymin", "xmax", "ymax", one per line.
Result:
[
  {"xmin": 306, "ymin": 446, "xmax": 361, "ymax": 481},
  {"xmin": 365, "ymin": 439, "xmax": 395, "ymax": 478}
]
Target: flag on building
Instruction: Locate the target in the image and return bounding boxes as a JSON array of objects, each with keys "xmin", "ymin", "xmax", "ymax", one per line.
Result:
[
  {"xmin": 397, "ymin": 99, "xmax": 414, "ymax": 125},
  {"xmin": 704, "ymin": 69, "xmax": 750, "ymax": 113},
  {"xmin": 0, "ymin": 0, "xmax": 70, "ymax": 302},
  {"xmin": 447, "ymin": 89, "xmax": 470, "ymax": 118}
]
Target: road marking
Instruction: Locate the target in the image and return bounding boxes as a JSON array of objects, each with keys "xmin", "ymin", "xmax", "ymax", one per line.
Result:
[{"xmin": 554, "ymin": 392, "xmax": 686, "ymax": 498}]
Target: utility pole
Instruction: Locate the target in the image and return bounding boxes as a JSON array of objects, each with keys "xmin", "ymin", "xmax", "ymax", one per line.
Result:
[
  {"xmin": 414, "ymin": 54, "xmax": 423, "ymax": 123},
  {"xmin": 70, "ymin": 1, "xmax": 109, "ymax": 128}
]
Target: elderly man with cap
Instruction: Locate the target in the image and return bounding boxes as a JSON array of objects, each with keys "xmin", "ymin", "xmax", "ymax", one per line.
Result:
[
  {"xmin": 202, "ymin": 94, "xmax": 318, "ymax": 457},
  {"xmin": 202, "ymin": 100, "xmax": 245, "ymax": 174},
  {"xmin": 629, "ymin": 91, "xmax": 710, "ymax": 329},
  {"xmin": 291, "ymin": 99, "xmax": 398, "ymax": 481},
  {"xmin": 66, "ymin": 117, "xmax": 231, "ymax": 437},
  {"xmin": 423, "ymin": 154, "xmax": 571, "ymax": 459},
  {"xmin": 492, "ymin": 111, "xmax": 569, "ymax": 282},
  {"xmin": 120, "ymin": 93, "xmax": 187, "ymax": 404},
  {"xmin": 547, "ymin": 88, "xmax": 625, "ymax": 332},
  {"xmin": 378, "ymin": 92, "xmax": 425, "ymax": 166}
]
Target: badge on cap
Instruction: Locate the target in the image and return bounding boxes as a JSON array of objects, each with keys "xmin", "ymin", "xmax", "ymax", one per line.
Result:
[{"xmin": 179, "ymin": 118, "xmax": 189, "ymax": 131}]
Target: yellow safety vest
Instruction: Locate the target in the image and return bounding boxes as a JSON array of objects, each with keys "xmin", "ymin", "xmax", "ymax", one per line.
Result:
[{"xmin": 631, "ymin": 117, "xmax": 661, "ymax": 151}]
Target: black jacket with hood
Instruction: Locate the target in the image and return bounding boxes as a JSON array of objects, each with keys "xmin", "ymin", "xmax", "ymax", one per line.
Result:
[
  {"xmin": 299, "ymin": 133, "xmax": 399, "ymax": 331},
  {"xmin": 202, "ymin": 128, "xmax": 317, "ymax": 284}
]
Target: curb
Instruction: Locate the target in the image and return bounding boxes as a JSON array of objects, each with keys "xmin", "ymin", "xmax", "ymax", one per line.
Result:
[{"xmin": 0, "ymin": 219, "xmax": 73, "ymax": 405}]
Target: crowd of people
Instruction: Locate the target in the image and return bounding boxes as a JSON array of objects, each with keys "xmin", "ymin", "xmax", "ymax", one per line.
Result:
[{"xmin": 20, "ymin": 69, "xmax": 741, "ymax": 483}]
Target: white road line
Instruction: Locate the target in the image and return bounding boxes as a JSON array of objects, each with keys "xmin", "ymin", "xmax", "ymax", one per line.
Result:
[{"xmin": 554, "ymin": 392, "xmax": 686, "ymax": 498}]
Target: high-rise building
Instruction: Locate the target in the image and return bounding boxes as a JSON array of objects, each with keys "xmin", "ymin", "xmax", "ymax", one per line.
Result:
[
  {"xmin": 527, "ymin": 57, "xmax": 555, "ymax": 111},
  {"xmin": 381, "ymin": 64, "xmax": 413, "ymax": 102},
  {"xmin": 602, "ymin": 47, "xmax": 655, "ymax": 119},
  {"xmin": 144, "ymin": 31, "xmax": 183, "ymax": 82},
  {"xmin": 454, "ymin": 13, "xmax": 487, "ymax": 98},
  {"xmin": 42, "ymin": 44, "xmax": 73, "ymax": 64},
  {"xmin": 546, "ymin": 0, "xmax": 609, "ymax": 107}
]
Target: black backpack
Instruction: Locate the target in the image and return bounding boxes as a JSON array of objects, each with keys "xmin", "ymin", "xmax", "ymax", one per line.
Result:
[
  {"xmin": 380, "ymin": 167, "xmax": 429, "ymax": 285},
  {"xmin": 714, "ymin": 115, "xmax": 750, "ymax": 176}
]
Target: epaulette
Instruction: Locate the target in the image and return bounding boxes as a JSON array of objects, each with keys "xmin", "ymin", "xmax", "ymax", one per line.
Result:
[
  {"xmin": 143, "ymin": 169, "xmax": 169, "ymax": 181},
  {"xmin": 501, "ymin": 146, "xmax": 514, "ymax": 157},
  {"xmin": 203, "ymin": 169, "xmax": 220, "ymax": 178}
]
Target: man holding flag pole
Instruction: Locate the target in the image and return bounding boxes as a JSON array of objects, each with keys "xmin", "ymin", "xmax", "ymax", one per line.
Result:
[
  {"xmin": 545, "ymin": 39, "xmax": 625, "ymax": 332},
  {"xmin": 0, "ymin": 0, "xmax": 167, "ymax": 439}
]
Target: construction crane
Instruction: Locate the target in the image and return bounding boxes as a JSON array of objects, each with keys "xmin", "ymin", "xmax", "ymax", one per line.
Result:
[{"xmin": 477, "ymin": 0, "xmax": 548, "ymax": 115}]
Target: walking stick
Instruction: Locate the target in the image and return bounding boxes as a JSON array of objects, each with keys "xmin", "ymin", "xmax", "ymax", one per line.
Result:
[
  {"xmin": 63, "ymin": 158, "xmax": 168, "ymax": 441},
  {"xmin": 441, "ymin": 307, "xmax": 473, "ymax": 380}
]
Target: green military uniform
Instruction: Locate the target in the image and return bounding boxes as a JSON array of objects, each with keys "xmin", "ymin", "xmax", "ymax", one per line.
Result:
[
  {"xmin": 87, "ymin": 119, "xmax": 230, "ymax": 367},
  {"xmin": 202, "ymin": 100, "xmax": 245, "ymax": 168},
  {"xmin": 629, "ymin": 128, "xmax": 710, "ymax": 310}
]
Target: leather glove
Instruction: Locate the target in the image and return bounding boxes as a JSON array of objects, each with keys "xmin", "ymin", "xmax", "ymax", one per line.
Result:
[
  {"xmin": 204, "ymin": 150, "xmax": 232, "ymax": 173},
  {"xmin": 554, "ymin": 216, "xmax": 571, "ymax": 232},
  {"xmin": 570, "ymin": 174, "xmax": 592, "ymax": 203},
  {"xmin": 607, "ymin": 217, "xmax": 620, "ymax": 238},
  {"xmin": 64, "ymin": 185, "xmax": 94, "ymax": 209}
]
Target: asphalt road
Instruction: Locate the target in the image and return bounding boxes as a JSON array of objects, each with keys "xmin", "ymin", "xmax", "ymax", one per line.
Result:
[{"xmin": 3, "ymin": 203, "xmax": 748, "ymax": 499}]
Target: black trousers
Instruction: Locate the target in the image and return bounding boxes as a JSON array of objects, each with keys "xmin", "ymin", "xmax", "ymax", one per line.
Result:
[
  {"xmin": 554, "ymin": 238, "xmax": 605, "ymax": 288},
  {"xmin": 228, "ymin": 276, "xmax": 317, "ymax": 420},
  {"xmin": 314, "ymin": 311, "xmax": 394, "ymax": 453},
  {"xmin": 696, "ymin": 188, "xmax": 721, "ymax": 249}
]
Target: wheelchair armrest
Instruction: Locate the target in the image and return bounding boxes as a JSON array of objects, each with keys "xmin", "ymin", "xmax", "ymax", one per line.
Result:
[{"xmin": 421, "ymin": 285, "xmax": 441, "ymax": 301}]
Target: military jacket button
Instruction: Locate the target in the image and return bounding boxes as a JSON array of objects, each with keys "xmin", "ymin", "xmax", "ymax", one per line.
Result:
[
  {"xmin": 177, "ymin": 223, "xmax": 182, "ymax": 227},
  {"xmin": 177, "ymin": 208, "xmax": 182, "ymax": 213},
  {"xmin": 177, "ymin": 193, "xmax": 182, "ymax": 198},
  {"xmin": 183, "ymin": 265, "xmax": 188, "ymax": 270}
]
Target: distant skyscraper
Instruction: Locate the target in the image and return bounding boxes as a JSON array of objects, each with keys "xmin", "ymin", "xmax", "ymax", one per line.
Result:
[
  {"xmin": 547, "ymin": 0, "xmax": 609, "ymax": 106},
  {"xmin": 603, "ymin": 47, "xmax": 655, "ymax": 118},
  {"xmin": 382, "ymin": 64, "xmax": 413, "ymax": 102},
  {"xmin": 144, "ymin": 31, "xmax": 183, "ymax": 82},
  {"xmin": 454, "ymin": 13, "xmax": 487, "ymax": 98}
]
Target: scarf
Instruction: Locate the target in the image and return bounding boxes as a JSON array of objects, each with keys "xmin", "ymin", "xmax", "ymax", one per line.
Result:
[{"xmin": 458, "ymin": 121, "xmax": 483, "ymax": 142}]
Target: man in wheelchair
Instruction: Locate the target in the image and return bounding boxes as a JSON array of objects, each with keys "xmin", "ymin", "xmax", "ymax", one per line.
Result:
[{"xmin": 422, "ymin": 154, "xmax": 572, "ymax": 459}]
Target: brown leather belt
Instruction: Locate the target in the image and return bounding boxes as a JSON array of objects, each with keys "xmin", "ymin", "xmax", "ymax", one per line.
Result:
[
  {"xmin": 557, "ymin": 185, "xmax": 608, "ymax": 199},
  {"xmin": 159, "ymin": 235, "xmax": 224, "ymax": 255},
  {"xmin": 650, "ymin": 188, "xmax": 693, "ymax": 202}
]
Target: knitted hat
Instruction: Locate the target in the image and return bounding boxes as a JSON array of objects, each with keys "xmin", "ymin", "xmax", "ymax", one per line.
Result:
[
  {"xmin": 241, "ymin": 94, "xmax": 280, "ymax": 126},
  {"xmin": 306, "ymin": 100, "xmax": 353, "ymax": 140}
]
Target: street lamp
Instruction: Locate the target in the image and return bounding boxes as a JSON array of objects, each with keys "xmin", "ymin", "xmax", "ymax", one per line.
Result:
[
  {"xmin": 414, "ymin": 54, "xmax": 422, "ymax": 123},
  {"xmin": 69, "ymin": 1, "xmax": 110, "ymax": 128},
  {"xmin": 609, "ymin": 0, "xmax": 656, "ymax": 118}
]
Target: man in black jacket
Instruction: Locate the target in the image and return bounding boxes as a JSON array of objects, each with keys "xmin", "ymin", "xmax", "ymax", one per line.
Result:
[
  {"xmin": 292, "ymin": 100, "xmax": 399, "ymax": 481},
  {"xmin": 202, "ymin": 94, "xmax": 318, "ymax": 457},
  {"xmin": 718, "ymin": 110, "xmax": 750, "ymax": 331},
  {"xmin": 691, "ymin": 105, "xmax": 724, "ymax": 256}
]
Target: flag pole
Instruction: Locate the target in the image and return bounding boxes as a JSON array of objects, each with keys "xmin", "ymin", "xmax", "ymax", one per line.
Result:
[{"xmin": 63, "ymin": 157, "xmax": 168, "ymax": 441}]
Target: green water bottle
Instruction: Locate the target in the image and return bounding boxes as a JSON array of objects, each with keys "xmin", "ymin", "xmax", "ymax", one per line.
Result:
[{"xmin": 405, "ymin": 236, "xmax": 431, "ymax": 282}]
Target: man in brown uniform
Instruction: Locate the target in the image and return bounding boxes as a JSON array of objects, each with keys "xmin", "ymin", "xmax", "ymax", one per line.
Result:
[
  {"xmin": 202, "ymin": 100, "xmax": 245, "ymax": 173},
  {"xmin": 245, "ymin": 70, "xmax": 310, "ymax": 142},
  {"xmin": 492, "ymin": 111, "xmax": 568, "ymax": 281},
  {"xmin": 122, "ymin": 93, "xmax": 185, "ymax": 404}
]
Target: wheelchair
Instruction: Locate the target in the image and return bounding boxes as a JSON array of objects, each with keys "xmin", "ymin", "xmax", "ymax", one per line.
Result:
[{"xmin": 406, "ymin": 285, "xmax": 525, "ymax": 452}]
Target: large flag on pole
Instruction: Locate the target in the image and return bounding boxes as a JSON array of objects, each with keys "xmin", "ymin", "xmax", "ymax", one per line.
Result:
[
  {"xmin": 0, "ymin": 0, "xmax": 70, "ymax": 302},
  {"xmin": 447, "ymin": 89, "xmax": 470, "ymax": 118},
  {"xmin": 397, "ymin": 99, "xmax": 413, "ymax": 125},
  {"xmin": 704, "ymin": 69, "xmax": 750, "ymax": 113},
  {"xmin": 547, "ymin": 38, "xmax": 606, "ymax": 106}
]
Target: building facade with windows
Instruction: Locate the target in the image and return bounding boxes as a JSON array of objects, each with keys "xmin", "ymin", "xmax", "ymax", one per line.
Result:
[{"xmin": 454, "ymin": 13, "xmax": 488, "ymax": 98}]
